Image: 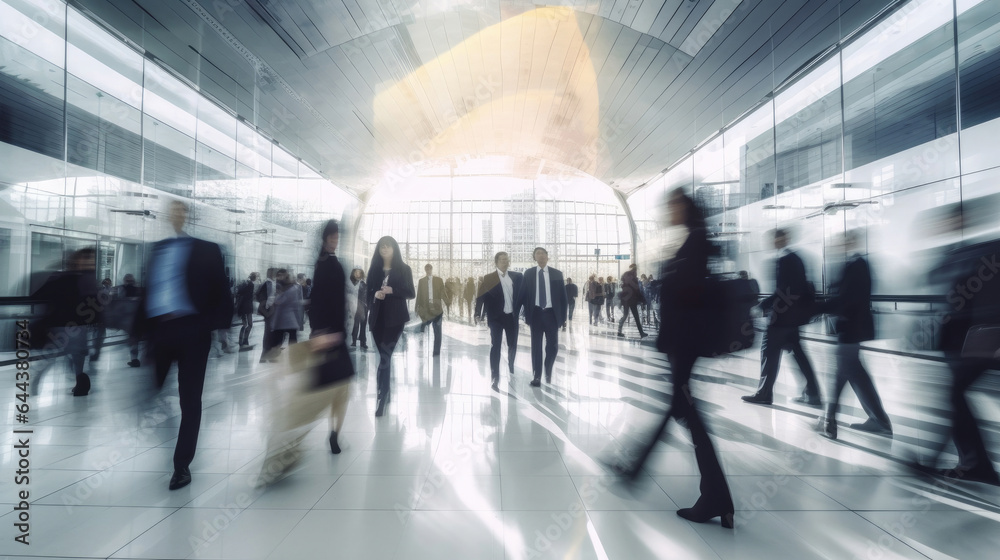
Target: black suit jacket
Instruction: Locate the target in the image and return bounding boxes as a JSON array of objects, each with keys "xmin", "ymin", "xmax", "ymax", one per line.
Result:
[
  {"xmin": 520, "ymin": 266, "xmax": 568, "ymax": 326},
  {"xmin": 761, "ymin": 250, "xmax": 812, "ymax": 328},
  {"xmin": 821, "ymin": 256, "xmax": 875, "ymax": 344},
  {"xmin": 367, "ymin": 263, "xmax": 415, "ymax": 329},
  {"xmin": 476, "ymin": 270, "xmax": 524, "ymax": 326},
  {"xmin": 136, "ymin": 236, "xmax": 232, "ymax": 335},
  {"xmin": 657, "ymin": 228, "xmax": 710, "ymax": 355},
  {"xmin": 309, "ymin": 253, "xmax": 347, "ymax": 336}
]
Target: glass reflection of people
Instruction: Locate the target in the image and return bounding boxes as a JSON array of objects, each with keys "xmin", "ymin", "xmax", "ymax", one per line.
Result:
[
  {"xmin": 477, "ymin": 251, "xmax": 524, "ymax": 391},
  {"xmin": 817, "ymin": 231, "xmax": 892, "ymax": 440},
  {"xmin": 613, "ymin": 189, "xmax": 734, "ymax": 529},
  {"xmin": 235, "ymin": 272, "xmax": 258, "ymax": 351},
  {"xmin": 119, "ymin": 273, "xmax": 143, "ymax": 366},
  {"xmin": 367, "ymin": 236, "xmax": 415, "ymax": 417},
  {"xmin": 347, "ymin": 267, "xmax": 368, "ymax": 350},
  {"xmin": 463, "ymin": 277, "xmax": 476, "ymax": 322},
  {"xmin": 141, "ymin": 200, "xmax": 232, "ymax": 490}
]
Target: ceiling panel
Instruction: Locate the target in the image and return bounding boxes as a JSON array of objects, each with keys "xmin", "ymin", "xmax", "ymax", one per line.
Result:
[{"xmin": 72, "ymin": 0, "xmax": 898, "ymax": 196}]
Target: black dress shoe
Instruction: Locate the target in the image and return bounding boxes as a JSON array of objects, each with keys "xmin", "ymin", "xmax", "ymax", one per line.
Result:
[
  {"xmin": 818, "ymin": 419, "xmax": 837, "ymax": 440},
  {"xmin": 329, "ymin": 431, "xmax": 341, "ymax": 454},
  {"xmin": 545, "ymin": 374, "xmax": 552, "ymax": 384},
  {"xmin": 491, "ymin": 380, "xmax": 500, "ymax": 392},
  {"xmin": 676, "ymin": 497, "xmax": 735, "ymax": 528},
  {"xmin": 793, "ymin": 395, "xmax": 823, "ymax": 407},
  {"xmin": 169, "ymin": 467, "xmax": 192, "ymax": 490},
  {"xmin": 617, "ymin": 331, "xmax": 625, "ymax": 337},
  {"xmin": 933, "ymin": 467, "xmax": 1000, "ymax": 485},
  {"xmin": 72, "ymin": 373, "xmax": 91, "ymax": 397},
  {"xmin": 849, "ymin": 419, "xmax": 893, "ymax": 436},
  {"xmin": 529, "ymin": 379, "xmax": 541, "ymax": 388},
  {"xmin": 127, "ymin": 359, "xmax": 141, "ymax": 367},
  {"xmin": 375, "ymin": 397, "xmax": 386, "ymax": 417},
  {"xmin": 741, "ymin": 393, "xmax": 772, "ymax": 405}
]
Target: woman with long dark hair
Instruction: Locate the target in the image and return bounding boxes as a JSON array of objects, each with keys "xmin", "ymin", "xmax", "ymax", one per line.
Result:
[
  {"xmin": 367, "ymin": 236, "xmax": 415, "ymax": 416},
  {"xmin": 612, "ymin": 188, "xmax": 735, "ymax": 528}
]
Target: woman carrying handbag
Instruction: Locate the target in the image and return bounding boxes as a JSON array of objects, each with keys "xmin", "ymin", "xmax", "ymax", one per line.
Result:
[
  {"xmin": 367, "ymin": 236, "xmax": 415, "ymax": 417},
  {"xmin": 256, "ymin": 220, "xmax": 355, "ymax": 486}
]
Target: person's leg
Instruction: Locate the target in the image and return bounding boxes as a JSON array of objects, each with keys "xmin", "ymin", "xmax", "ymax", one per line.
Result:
[
  {"xmin": 489, "ymin": 321, "xmax": 503, "ymax": 383},
  {"xmin": 822, "ymin": 344, "xmax": 853, "ymax": 438},
  {"xmin": 504, "ymin": 314, "xmax": 519, "ymax": 375},
  {"xmin": 670, "ymin": 351, "xmax": 733, "ymax": 519},
  {"xmin": 752, "ymin": 327, "xmax": 785, "ymax": 399},
  {"xmin": 329, "ymin": 381, "xmax": 350, "ymax": 433},
  {"xmin": 287, "ymin": 329, "xmax": 298, "ymax": 345},
  {"xmin": 788, "ymin": 330, "xmax": 821, "ymax": 400},
  {"xmin": 359, "ymin": 315, "xmax": 368, "ymax": 347},
  {"xmin": 173, "ymin": 324, "xmax": 211, "ymax": 472},
  {"xmin": 351, "ymin": 314, "xmax": 360, "ymax": 345},
  {"xmin": 432, "ymin": 313, "xmax": 442, "ymax": 355},
  {"xmin": 376, "ymin": 325, "xmax": 404, "ymax": 401},
  {"xmin": 842, "ymin": 344, "xmax": 891, "ymax": 430},
  {"xmin": 568, "ymin": 300, "xmax": 575, "ymax": 321},
  {"xmin": 950, "ymin": 360, "xmax": 996, "ymax": 475},
  {"xmin": 530, "ymin": 320, "xmax": 543, "ymax": 382},
  {"xmin": 543, "ymin": 311, "xmax": 559, "ymax": 381},
  {"xmin": 617, "ymin": 308, "xmax": 628, "ymax": 334}
]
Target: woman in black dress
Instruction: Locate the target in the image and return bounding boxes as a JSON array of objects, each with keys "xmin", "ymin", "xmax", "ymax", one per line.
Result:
[
  {"xmin": 613, "ymin": 188, "xmax": 735, "ymax": 528},
  {"xmin": 367, "ymin": 236, "xmax": 415, "ymax": 416}
]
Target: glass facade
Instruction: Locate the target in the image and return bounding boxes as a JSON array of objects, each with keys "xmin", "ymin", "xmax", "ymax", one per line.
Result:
[
  {"xmin": 358, "ymin": 174, "xmax": 631, "ymax": 284},
  {"xmin": 0, "ymin": 0, "xmax": 356, "ymax": 298},
  {"xmin": 629, "ymin": 0, "xmax": 1000, "ymax": 310}
]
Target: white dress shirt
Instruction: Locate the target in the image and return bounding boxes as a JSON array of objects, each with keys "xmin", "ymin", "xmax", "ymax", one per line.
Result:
[
  {"xmin": 427, "ymin": 274, "xmax": 434, "ymax": 301},
  {"xmin": 498, "ymin": 268, "xmax": 514, "ymax": 313},
  {"xmin": 535, "ymin": 266, "xmax": 552, "ymax": 309}
]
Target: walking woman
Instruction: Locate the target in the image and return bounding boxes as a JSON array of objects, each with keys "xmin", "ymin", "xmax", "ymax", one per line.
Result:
[
  {"xmin": 612, "ymin": 188, "xmax": 735, "ymax": 528},
  {"xmin": 268, "ymin": 268, "xmax": 304, "ymax": 356},
  {"xmin": 367, "ymin": 236, "xmax": 415, "ymax": 417},
  {"xmin": 348, "ymin": 268, "xmax": 369, "ymax": 349}
]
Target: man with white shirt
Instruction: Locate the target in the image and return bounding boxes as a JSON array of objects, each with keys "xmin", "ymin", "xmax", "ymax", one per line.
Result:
[
  {"xmin": 520, "ymin": 247, "xmax": 568, "ymax": 387},
  {"xmin": 477, "ymin": 252, "xmax": 525, "ymax": 391},
  {"xmin": 416, "ymin": 264, "xmax": 448, "ymax": 356}
]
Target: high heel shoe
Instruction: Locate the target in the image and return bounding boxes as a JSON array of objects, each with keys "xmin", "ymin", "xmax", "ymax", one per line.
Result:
[
  {"xmin": 676, "ymin": 497, "xmax": 735, "ymax": 529},
  {"xmin": 329, "ymin": 431, "xmax": 341, "ymax": 454}
]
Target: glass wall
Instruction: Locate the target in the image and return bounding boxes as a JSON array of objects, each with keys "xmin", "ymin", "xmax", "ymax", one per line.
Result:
[
  {"xmin": 358, "ymin": 174, "xmax": 631, "ymax": 286},
  {"xmin": 627, "ymin": 0, "xmax": 1000, "ymax": 346},
  {"xmin": 0, "ymin": 0, "xmax": 357, "ymax": 301}
]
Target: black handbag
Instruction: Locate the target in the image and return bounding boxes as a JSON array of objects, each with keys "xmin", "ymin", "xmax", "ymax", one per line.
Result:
[{"xmin": 961, "ymin": 324, "xmax": 1000, "ymax": 361}]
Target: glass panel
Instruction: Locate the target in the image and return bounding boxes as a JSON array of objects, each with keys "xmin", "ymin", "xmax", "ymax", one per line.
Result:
[{"xmin": 957, "ymin": 0, "xmax": 1000, "ymax": 173}]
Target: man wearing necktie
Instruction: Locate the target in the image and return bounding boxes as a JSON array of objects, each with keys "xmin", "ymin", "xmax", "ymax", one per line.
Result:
[
  {"xmin": 139, "ymin": 201, "xmax": 232, "ymax": 490},
  {"xmin": 520, "ymin": 247, "xmax": 568, "ymax": 387},
  {"xmin": 477, "ymin": 251, "xmax": 525, "ymax": 391}
]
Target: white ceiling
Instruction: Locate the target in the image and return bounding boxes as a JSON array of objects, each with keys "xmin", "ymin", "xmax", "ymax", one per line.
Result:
[{"xmin": 76, "ymin": 0, "xmax": 896, "ymax": 198}]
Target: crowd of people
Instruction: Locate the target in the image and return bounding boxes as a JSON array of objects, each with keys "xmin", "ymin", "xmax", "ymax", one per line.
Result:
[{"xmin": 26, "ymin": 190, "xmax": 1000, "ymax": 530}]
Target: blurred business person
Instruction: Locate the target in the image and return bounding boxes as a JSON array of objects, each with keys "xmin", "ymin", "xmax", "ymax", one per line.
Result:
[
  {"xmin": 743, "ymin": 228, "xmax": 822, "ymax": 406},
  {"xmin": 140, "ymin": 200, "xmax": 232, "ymax": 490},
  {"xmin": 416, "ymin": 264, "xmax": 447, "ymax": 356}
]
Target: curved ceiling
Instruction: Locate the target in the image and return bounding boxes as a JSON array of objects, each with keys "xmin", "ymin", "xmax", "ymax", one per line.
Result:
[{"xmin": 78, "ymin": 0, "xmax": 896, "ymax": 198}]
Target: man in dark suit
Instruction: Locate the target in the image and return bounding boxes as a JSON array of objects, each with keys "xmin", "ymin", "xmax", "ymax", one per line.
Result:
[
  {"xmin": 818, "ymin": 230, "xmax": 892, "ymax": 439},
  {"xmin": 743, "ymin": 228, "xmax": 822, "ymax": 406},
  {"xmin": 521, "ymin": 247, "xmax": 567, "ymax": 387},
  {"xmin": 416, "ymin": 264, "xmax": 448, "ymax": 356},
  {"xmin": 142, "ymin": 200, "xmax": 232, "ymax": 490},
  {"xmin": 477, "ymin": 251, "xmax": 524, "ymax": 391}
]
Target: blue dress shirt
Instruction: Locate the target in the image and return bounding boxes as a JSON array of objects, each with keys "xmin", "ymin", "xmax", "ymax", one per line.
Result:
[{"xmin": 146, "ymin": 236, "xmax": 197, "ymax": 319}]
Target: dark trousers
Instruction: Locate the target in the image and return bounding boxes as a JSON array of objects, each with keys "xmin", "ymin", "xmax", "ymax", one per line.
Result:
[
  {"xmin": 490, "ymin": 313, "xmax": 518, "ymax": 382},
  {"xmin": 420, "ymin": 313, "xmax": 443, "ymax": 354},
  {"xmin": 271, "ymin": 328, "xmax": 298, "ymax": 348},
  {"xmin": 567, "ymin": 300, "xmax": 576, "ymax": 321},
  {"xmin": 828, "ymin": 343, "xmax": 891, "ymax": 427},
  {"xmin": 606, "ymin": 300, "xmax": 614, "ymax": 321},
  {"xmin": 475, "ymin": 299, "xmax": 485, "ymax": 323},
  {"xmin": 629, "ymin": 350, "xmax": 732, "ymax": 507},
  {"xmin": 152, "ymin": 316, "xmax": 211, "ymax": 471},
  {"xmin": 618, "ymin": 304, "xmax": 646, "ymax": 335},
  {"xmin": 238, "ymin": 313, "xmax": 253, "ymax": 345},
  {"xmin": 259, "ymin": 315, "xmax": 273, "ymax": 360},
  {"xmin": 372, "ymin": 324, "xmax": 404, "ymax": 399},
  {"xmin": 530, "ymin": 307, "xmax": 559, "ymax": 381},
  {"xmin": 352, "ymin": 312, "xmax": 368, "ymax": 345},
  {"xmin": 756, "ymin": 326, "xmax": 821, "ymax": 399},
  {"xmin": 950, "ymin": 359, "xmax": 998, "ymax": 475}
]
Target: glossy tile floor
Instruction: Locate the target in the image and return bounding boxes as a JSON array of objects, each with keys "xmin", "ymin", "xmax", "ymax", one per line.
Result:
[{"xmin": 1, "ymin": 314, "xmax": 999, "ymax": 559}]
